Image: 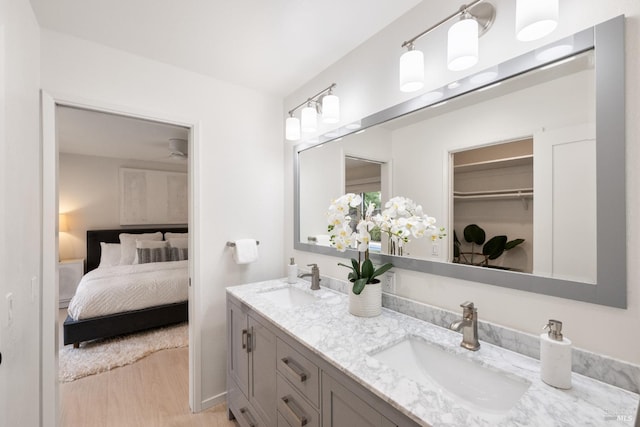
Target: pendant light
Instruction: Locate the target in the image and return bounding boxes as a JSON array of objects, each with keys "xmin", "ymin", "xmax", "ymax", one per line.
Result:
[
  {"xmin": 447, "ymin": 15, "xmax": 479, "ymax": 71},
  {"xmin": 322, "ymin": 91, "xmax": 340, "ymax": 124},
  {"xmin": 285, "ymin": 115, "xmax": 301, "ymax": 141},
  {"xmin": 301, "ymin": 103, "xmax": 318, "ymax": 133},
  {"xmin": 399, "ymin": 44, "xmax": 424, "ymax": 93},
  {"xmin": 516, "ymin": 0, "xmax": 558, "ymax": 42}
]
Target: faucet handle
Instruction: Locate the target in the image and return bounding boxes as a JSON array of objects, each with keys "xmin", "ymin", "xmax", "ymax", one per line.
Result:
[
  {"xmin": 307, "ymin": 263, "xmax": 318, "ymax": 271},
  {"xmin": 460, "ymin": 301, "xmax": 475, "ymax": 310}
]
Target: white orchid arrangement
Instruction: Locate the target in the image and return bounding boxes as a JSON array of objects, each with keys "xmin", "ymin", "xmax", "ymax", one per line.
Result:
[
  {"xmin": 327, "ymin": 193, "xmax": 392, "ymax": 295},
  {"xmin": 373, "ymin": 196, "xmax": 446, "ymax": 256}
]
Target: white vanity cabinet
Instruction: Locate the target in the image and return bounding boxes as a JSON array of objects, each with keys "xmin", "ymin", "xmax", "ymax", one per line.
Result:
[
  {"xmin": 226, "ymin": 293, "xmax": 420, "ymax": 427},
  {"xmin": 227, "ymin": 299, "xmax": 277, "ymax": 427}
]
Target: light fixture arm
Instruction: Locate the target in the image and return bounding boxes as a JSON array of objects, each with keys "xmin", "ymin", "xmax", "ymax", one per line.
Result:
[
  {"xmin": 288, "ymin": 83, "xmax": 337, "ymax": 116},
  {"xmin": 401, "ymin": 0, "xmax": 494, "ymax": 49}
]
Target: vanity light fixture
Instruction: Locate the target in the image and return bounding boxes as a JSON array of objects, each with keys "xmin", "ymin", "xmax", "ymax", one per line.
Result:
[
  {"xmin": 399, "ymin": 0, "xmax": 560, "ymax": 93},
  {"xmin": 285, "ymin": 114, "xmax": 301, "ymax": 141},
  {"xmin": 300, "ymin": 103, "xmax": 318, "ymax": 133},
  {"xmin": 399, "ymin": 0, "xmax": 495, "ymax": 93},
  {"xmin": 515, "ymin": 0, "xmax": 558, "ymax": 42},
  {"xmin": 447, "ymin": 12, "xmax": 479, "ymax": 71},
  {"xmin": 285, "ymin": 83, "xmax": 339, "ymax": 141}
]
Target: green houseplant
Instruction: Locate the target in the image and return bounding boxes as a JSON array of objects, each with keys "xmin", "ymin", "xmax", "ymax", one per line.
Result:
[
  {"xmin": 327, "ymin": 193, "xmax": 393, "ymax": 296},
  {"xmin": 453, "ymin": 224, "xmax": 524, "ymax": 269}
]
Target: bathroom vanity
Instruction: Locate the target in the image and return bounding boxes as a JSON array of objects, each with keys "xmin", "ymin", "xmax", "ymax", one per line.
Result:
[{"xmin": 226, "ymin": 279, "xmax": 639, "ymax": 426}]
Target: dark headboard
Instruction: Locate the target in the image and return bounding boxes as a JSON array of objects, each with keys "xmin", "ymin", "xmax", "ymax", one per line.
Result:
[{"xmin": 86, "ymin": 227, "xmax": 188, "ymax": 273}]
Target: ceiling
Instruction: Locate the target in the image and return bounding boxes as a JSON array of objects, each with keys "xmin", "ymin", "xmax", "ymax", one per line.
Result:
[
  {"xmin": 30, "ymin": 0, "xmax": 422, "ymax": 96},
  {"xmin": 57, "ymin": 106, "xmax": 189, "ymax": 163},
  {"xmin": 34, "ymin": 0, "xmax": 422, "ymax": 162}
]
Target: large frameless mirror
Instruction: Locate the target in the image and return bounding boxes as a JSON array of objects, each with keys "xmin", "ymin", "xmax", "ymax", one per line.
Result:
[{"xmin": 294, "ymin": 16, "xmax": 626, "ymax": 308}]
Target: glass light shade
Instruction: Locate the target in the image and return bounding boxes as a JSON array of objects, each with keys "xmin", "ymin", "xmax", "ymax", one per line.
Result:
[
  {"xmin": 322, "ymin": 94, "xmax": 340, "ymax": 123},
  {"xmin": 285, "ymin": 116, "xmax": 300, "ymax": 141},
  {"xmin": 399, "ymin": 49, "xmax": 424, "ymax": 92},
  {"xmin": 300, "ymin": 106, "xmax": 318, "ymax": 133},
  {"xmin": 448, "ymin": 18, "xmax": 478, "ymax": 71},
  {"xmin": 516, "ymin": 0, "xmax": 558, "ymax": 42}
]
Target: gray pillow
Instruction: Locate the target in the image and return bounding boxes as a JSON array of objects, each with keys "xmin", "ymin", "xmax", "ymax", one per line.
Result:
[
  {"xmin": 170, "ymin": 247, "xmax": 188, "ymax": 261},
  {"xmin": 136, "ymin": 247, "xmax": 170, "ymax": 264}
]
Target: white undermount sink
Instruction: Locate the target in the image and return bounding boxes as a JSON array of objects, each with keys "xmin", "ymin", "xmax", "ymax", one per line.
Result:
[
  {"xmin": 259, "ymin": 286, "xmax": 319, "ymax": 308},
  {"xmin": 371, "ymin": 336, "xmax": 531, "ymax": 417}
]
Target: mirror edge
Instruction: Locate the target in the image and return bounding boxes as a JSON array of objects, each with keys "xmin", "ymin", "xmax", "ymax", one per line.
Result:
[{"xmin": 293, "ymin": 15, "xmax": 626, "ymax": 308}]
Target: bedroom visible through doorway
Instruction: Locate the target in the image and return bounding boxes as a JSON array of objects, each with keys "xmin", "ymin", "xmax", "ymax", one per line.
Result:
[{"xmin": 55, "ymin": 105, "xmax": 193, "ymax": 419}]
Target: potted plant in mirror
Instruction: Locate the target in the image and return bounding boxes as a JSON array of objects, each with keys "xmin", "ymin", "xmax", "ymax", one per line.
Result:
[
  {"xmin": 328, "ymin": 193, "xmax": 392, "ymax": 317},
  {"xmin": 453, "ymin": 224, "xmax": 525, "ymax": 270}
]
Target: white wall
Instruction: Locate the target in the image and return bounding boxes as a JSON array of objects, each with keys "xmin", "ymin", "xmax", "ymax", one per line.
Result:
[
  {"xmin": 42, "ymin": 30, "xmax": 284, "ymax": 406},
  {"xmin": 59, "ymin": 153, "xmax": 187, "ymax": 260},
  {"xmin": 0, "ymin": 0, "xmax": 41, "ymax": 425},
  {"xmin": 285, "ymin": 0, "xmax": 640, "ymax": 364}
]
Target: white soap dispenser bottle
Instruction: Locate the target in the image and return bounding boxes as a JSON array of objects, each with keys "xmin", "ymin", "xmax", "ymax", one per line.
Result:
[
  {"xmin": 287, "ymin": 257, "xmax": 298, "ymax": 284},
  {"xmin": 540, "ymin": 319, "xmax": 572, "ymax": 389}
]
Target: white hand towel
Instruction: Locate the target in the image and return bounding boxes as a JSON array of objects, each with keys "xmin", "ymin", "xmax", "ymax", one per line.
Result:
[{"xmin": 233, "ymin": 239, "xmax": 259, "ymax": 264}]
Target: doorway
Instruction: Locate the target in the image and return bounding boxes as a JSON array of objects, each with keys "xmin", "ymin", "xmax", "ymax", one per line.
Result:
[{"xmin": 41, "ymin": 92, "xmax": 201, "ymax": 426}]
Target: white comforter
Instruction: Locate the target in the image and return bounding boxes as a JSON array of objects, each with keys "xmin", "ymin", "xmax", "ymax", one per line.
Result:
[{"xmin": 68, "ymin": 260, "xmax": 188, "ymax": 320}]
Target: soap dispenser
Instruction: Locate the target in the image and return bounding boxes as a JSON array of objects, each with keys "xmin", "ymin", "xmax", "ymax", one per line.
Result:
[
  {"xmin": 287, "ymin": 257, "xmax": 298, "ymax": 284},
  {"xmin": 540, "ymin": 319, "xmax": 572, "ymax": 389}
]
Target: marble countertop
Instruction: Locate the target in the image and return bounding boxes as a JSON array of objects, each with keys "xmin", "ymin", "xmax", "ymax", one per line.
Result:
[{"xmin": 227, "ymin": 279, "xmax": 639, "ymax": 427}]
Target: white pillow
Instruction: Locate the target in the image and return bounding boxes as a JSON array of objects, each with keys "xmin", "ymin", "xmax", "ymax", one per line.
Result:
[
  {"xmin": 118, "ymin": 232, "xmax": 162, "ymax": 265},
  {"xmin": 164, "ymin": 232, "xmax": 188, "ymax": 240},
  {"xmin": 99, "ymin": 242, "xmax": 121, "ymax": 268},
  {"xmin": 167, "ymin": 237, "xmax": 188, "ymax": 249}
]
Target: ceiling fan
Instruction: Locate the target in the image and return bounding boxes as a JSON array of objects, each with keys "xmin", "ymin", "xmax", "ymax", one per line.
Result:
[{"xmin": 168, "ymin": 138, "xmax": 188, "ymax": 159}]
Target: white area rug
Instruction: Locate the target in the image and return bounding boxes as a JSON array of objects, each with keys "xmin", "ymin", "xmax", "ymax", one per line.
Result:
[{"xmin": 59, "ymin": 322, "xmax": 188, "ymax": 382}]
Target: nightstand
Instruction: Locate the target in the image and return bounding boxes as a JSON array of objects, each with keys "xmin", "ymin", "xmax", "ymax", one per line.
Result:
[{"xmin": 58, "ymin": 258, "xmax": 84, "ymax": 308}]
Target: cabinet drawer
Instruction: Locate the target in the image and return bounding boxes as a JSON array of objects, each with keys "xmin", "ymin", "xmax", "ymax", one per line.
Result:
[
  {"xmin": 277, "ymin": 373, "xmax": 319, "ymax": 427},
  {"xmin": 277, "ymin": 338, "xmax": 320, "ymax": 407}
]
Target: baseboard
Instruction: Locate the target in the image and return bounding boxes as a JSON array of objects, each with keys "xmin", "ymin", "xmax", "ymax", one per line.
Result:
[{"xmin": 201, "ymin": 391, "xmax": 227, "ymax": 411}]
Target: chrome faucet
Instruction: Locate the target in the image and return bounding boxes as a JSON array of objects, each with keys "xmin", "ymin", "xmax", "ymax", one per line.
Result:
[
  {"xmin": 298, "ymin": 263, "xmax": 321, "ymax": 290},
  {"xmin": 450, "ymin": 301, "xmax": 480, "ymax": 351}
]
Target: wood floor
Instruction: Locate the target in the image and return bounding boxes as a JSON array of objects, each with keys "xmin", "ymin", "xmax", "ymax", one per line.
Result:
[{"xmin": 59, "ymin": 310, "xmax": 238, "ymax": 427}]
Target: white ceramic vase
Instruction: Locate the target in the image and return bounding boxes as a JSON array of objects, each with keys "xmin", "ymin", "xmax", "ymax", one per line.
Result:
[{"xmin": 348, "ymin": 282, "xmax": 382, "ymax": 317}]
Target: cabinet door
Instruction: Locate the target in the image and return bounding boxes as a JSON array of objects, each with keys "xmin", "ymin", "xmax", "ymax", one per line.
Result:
[
  {"xmin": 249, "ymin": 314, "xmax": 277, "ymax": 427},
  {"xmin": 228, "ymin": 300, "xmax": 250, "ymax": 397},
  {"xmin": 322, "ymin": 372, "xmax": 396, "ymax": 427}
]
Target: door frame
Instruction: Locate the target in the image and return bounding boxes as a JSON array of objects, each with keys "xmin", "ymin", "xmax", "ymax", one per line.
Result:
[{"xmin": 40, "ymin": 91, "xmax": 203, "ymax": 427}]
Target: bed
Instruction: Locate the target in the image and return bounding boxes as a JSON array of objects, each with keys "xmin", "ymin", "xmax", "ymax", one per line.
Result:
[{"xmin": 63, "ymin": 227, "xmax": 189, "ymax": 348}]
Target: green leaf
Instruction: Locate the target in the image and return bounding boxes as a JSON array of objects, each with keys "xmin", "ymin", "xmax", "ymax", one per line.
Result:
[
  {"xmin": 352, "ymin": 278, "xmax": 367, "ymax": 295},
  {"xmin": 483, "ymin": 235, "xmax": 507, "ymax": 260},
  {"xmin": 464, "ymin": 224, "xmax": 486, "ymax": 245},
  {"xmin": 338, "ymin": 262, "xmax": 357, "ymax": 279},
  {"xmin": 351, "ymin": 258, "xmax": 361, "ymax": 278},
  {"xmin": 371, "ymin": 262, "xmax": 393, "ymax": 279},
  {"xmin": 505, "ymin": 238, "xmax": 525, "ymax": 250},
  {"xmin": 361, "ymin": 258, "xmax": 374, "ymax": 280}
]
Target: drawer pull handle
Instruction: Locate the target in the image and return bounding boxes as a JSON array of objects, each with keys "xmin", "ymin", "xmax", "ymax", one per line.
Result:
[
  {"xmin": 239, "ymin": 407, "xmax": 257, "ymax": 427},
  {"xmin": 242, "ymin": 328, "xmax": 253, "ymax": 353},
  {"xmin": 281, "ymin": 396, "xmax": 308, "ymax": 426},
  {"xmin": 281, "ymin": 357, "xmax": 307, "ymax": 382}
]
